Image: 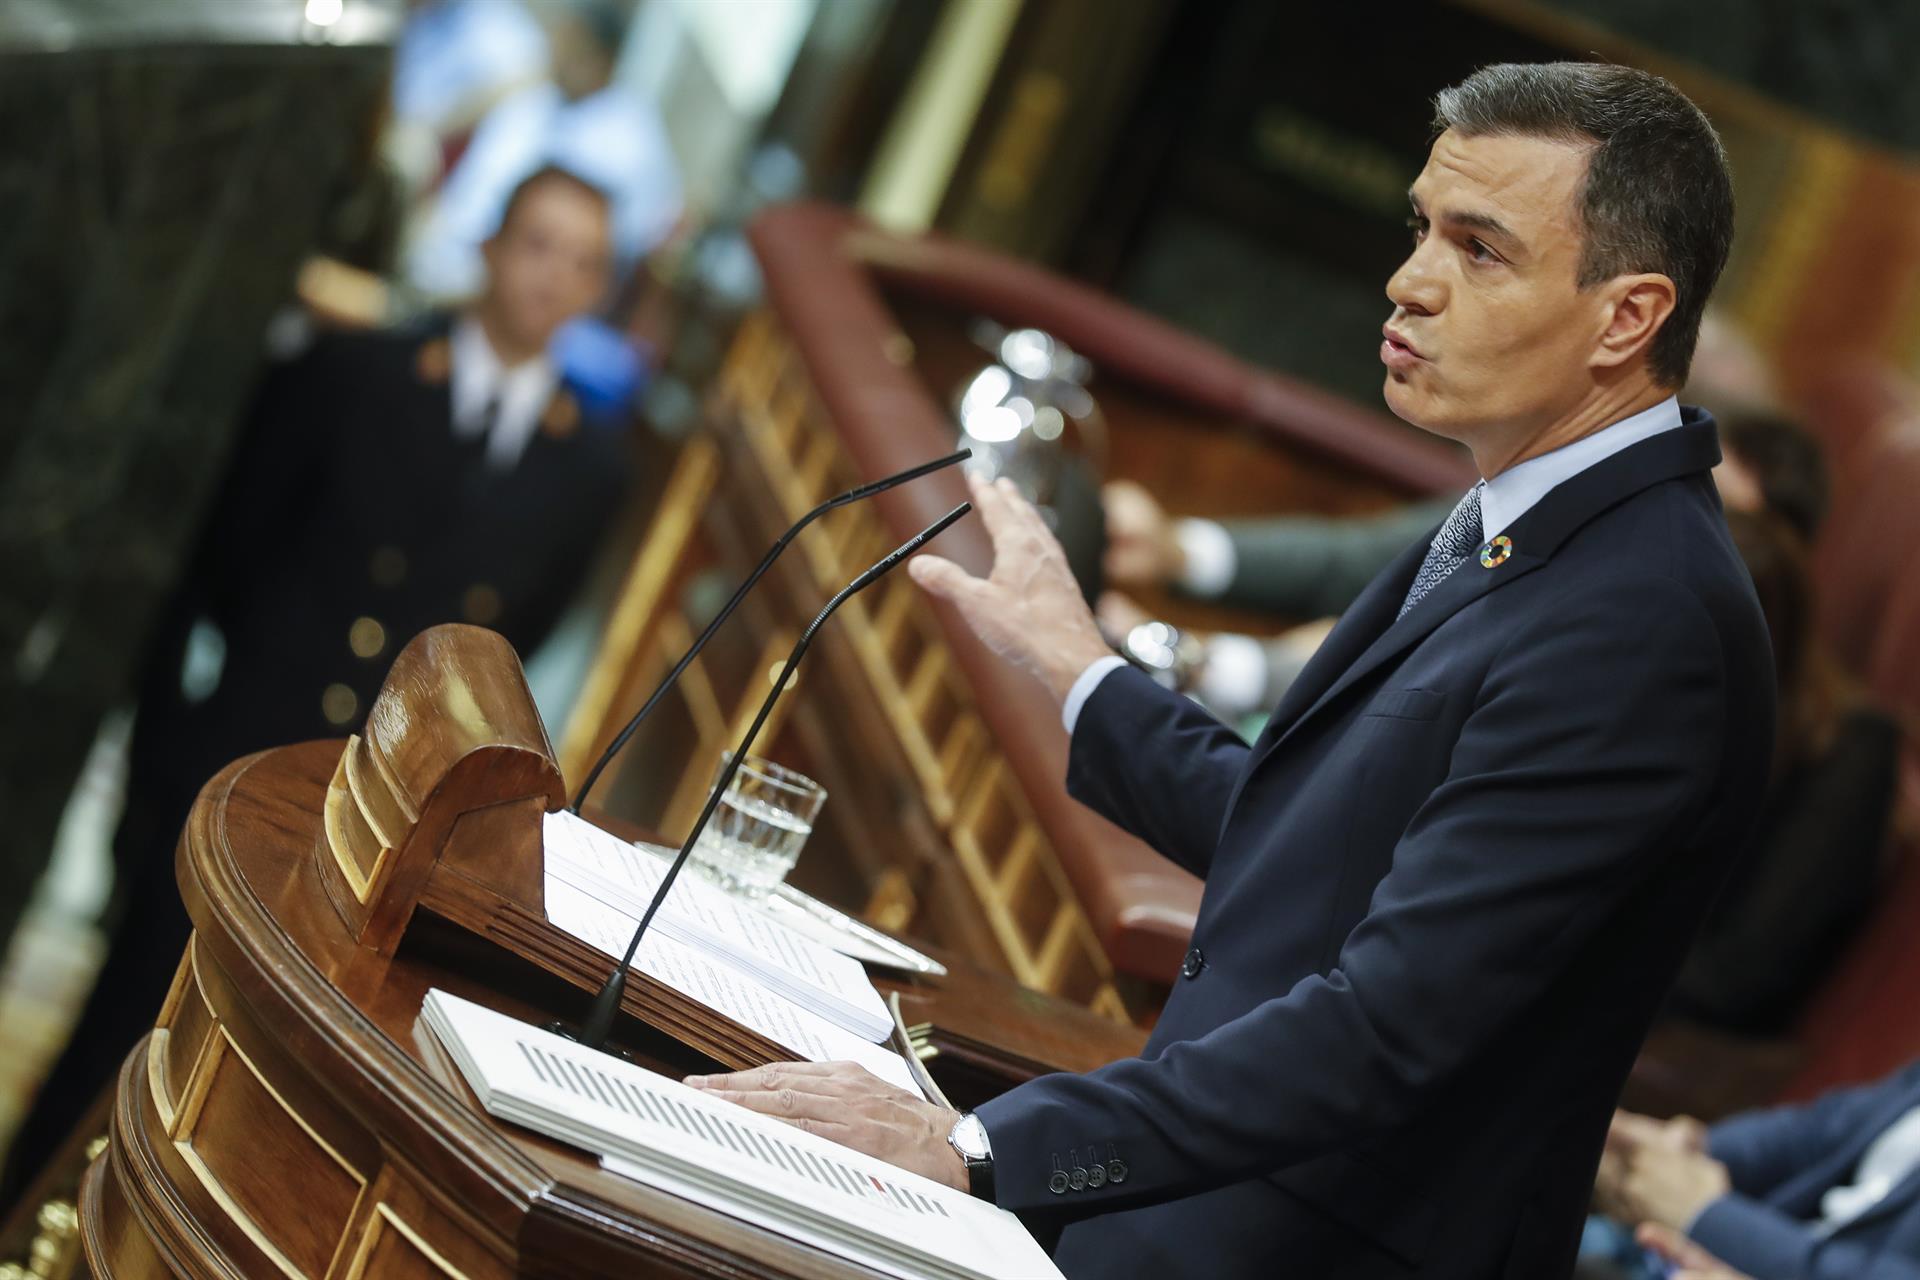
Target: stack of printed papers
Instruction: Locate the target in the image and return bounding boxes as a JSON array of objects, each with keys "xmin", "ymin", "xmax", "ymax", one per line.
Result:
[
  {"xmin": 545, "ymin": 811, "xmax": 891, "ymax": 1042},
  {"xmin": 422, "ymin": 990, "xmax": 1062, "ymax": 1280}
]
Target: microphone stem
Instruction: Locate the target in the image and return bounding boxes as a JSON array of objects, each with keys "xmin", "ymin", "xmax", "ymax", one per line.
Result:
[
  {"xmin": 569, "ymin": 448, "xmax": 969, "ymax": 815},
  {"xmin": 577, "ymin": 500, "xmax": 970, "ymax": 1052}
]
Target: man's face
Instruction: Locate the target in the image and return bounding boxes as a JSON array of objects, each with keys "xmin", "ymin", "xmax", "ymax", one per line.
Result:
[
  {"xmin": 481, "ymin": 179, "xmax": 612, "ymax": 353},
  {"xmin": 1382, "ymin": 129, "xmax": 1613, "ymax": 450}
]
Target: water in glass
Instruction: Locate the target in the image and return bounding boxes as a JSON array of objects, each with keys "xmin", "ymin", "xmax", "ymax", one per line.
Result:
[{"xmin": 689, "ymin": 754, "xmax": 825, "ymax": 901}]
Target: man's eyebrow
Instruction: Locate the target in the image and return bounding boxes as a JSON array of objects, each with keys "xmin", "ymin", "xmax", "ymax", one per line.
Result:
[
  {"xmin": 1442, "ymin": 209, "xmax": 1520, "ymax": 246},
  {"xmin": 1409, "ymin": 192, "xmax": 1523, "ymax": 251}
]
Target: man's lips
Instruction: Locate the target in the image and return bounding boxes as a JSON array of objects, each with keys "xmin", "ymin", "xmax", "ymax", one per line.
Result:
[{"xmin": 1381, "ymin": 325, "xmax": 1427, "ymax": 371}]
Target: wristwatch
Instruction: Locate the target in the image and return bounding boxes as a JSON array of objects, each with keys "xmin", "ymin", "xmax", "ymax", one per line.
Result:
[{"xmin": 947, "ymin": 1112, "xmax": 995, "ymax": 1202}]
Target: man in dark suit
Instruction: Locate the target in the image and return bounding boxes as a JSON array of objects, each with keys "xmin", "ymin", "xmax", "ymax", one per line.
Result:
[
  {"xmin": 1585, "ymin": 1063, "xmax": 1920, "ymax": 1279},
  {"xmin": 3, "ymin": 165, "xmax": 629, "ymax": 1197},
  {"xmin": 690, "ymin": 62, "xmax": 1773, "ymax": 1278}
]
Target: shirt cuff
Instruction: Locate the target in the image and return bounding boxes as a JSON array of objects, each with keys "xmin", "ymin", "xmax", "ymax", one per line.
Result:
[
  {"xmin": 1062, "ymin": 656, "xmax": 1129, "ymax": 735},
  {"xmin": 1175, "ymin": 519, "xmax": 1236, "ymax": 597},
  {"xmin": 1194, "ymin": 633, "xmax": 1269, "ymax": 717}
]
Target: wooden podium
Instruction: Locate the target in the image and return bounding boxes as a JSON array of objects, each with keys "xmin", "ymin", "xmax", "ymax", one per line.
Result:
[{"xmin": 77, "ymin": 625, "xmax": 1142, "ymax": 1278}]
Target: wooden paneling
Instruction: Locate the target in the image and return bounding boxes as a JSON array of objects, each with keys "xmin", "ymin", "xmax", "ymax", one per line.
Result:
[
  {"xmin": 177, "ymin": 1032, "xmax": 366, "ymax": 1277},
  {"xmin": 79, "ymin": 728, "xmax": 1143, "ymax": 1277},
  {"xmin": 565, "ymin": 312, "xmax": 1136, "ymax": 1021}
]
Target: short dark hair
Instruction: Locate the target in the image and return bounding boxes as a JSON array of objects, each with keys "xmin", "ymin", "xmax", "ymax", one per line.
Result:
[
  {"xmin": 493, "ymin": 164, "xmax": 611, "ymax": 239},
  {"xmin": 1433, "ymin": 62, "xmax": 1735, "ymax": 387},
  {"xmin": 1720, "ymin": 409, "xmax": 1830, "ymax": 540}
]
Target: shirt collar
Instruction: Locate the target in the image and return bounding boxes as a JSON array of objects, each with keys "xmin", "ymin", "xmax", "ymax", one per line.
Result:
[
  {"xmin": 1478, "ymin": 396, "xmax": 1684, "ymax": 540},
  {"xmin": 449, "ymin": 313, "xmax": 560, "ymax": 468}
]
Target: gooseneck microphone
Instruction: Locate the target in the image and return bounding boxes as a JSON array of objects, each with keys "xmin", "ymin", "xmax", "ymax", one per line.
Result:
[
  {"xmin": 572, "ymin": 501, "xmax": 973, "ymax": 1052},
  {"xmin": 569, "ymin": 448, "xmax": 971, "ymax": 816}
]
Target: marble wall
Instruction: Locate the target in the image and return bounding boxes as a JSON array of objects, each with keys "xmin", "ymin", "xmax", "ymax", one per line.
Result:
[{"xmin": 0, "ymin": 40, "xmax": 390, "ymax": 953}]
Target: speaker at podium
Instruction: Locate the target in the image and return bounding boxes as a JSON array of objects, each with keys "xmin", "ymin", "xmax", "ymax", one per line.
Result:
[{"xmin": 71, "ymin": 622, "xmax": 1141, "ymax": 1279}]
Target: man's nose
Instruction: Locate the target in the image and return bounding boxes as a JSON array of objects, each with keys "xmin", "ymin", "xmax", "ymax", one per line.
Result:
[{"xmin": 1386, "ymin": 247, "xmax": 1443, "ymax": 317}]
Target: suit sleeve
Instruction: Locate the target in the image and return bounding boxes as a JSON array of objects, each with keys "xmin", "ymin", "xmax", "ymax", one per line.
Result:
[
  {"xmin": 1689, "ymin": 1188, "xmax": 1920, "ymax": 1279},
  {"xmin": 1207, "ymin": 499, "xmax": 1450, "ymax": 619},
  {"xmin": 979, "ymin": 576, "xmax": 1742, "ymax": 1212},
  {"xmin": 1064, "ymin": 664, "xmax": 1253, "ymax": 877},
  {"xmin": 1706, "ymin": 1060, "xmax": 1920, "ymax": 1195}
]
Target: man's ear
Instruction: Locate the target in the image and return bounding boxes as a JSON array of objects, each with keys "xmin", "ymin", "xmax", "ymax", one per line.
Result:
[{"xmin": 1592, "ymin": 273, "xmax": 1677, "ymax": 373}]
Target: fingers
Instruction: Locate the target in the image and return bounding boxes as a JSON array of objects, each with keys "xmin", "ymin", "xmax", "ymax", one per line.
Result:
[
  {"xmin": 687, "ymin": 1059, "xmax": 864, "ymax": 1092},
  {"xmin": 907, "ymin": 553, "xmax": 982, "ymax": 600},
  {"xmin": 963, "ymin": 470, "xmax": 1021, "ymax": 548},
  {"xmin": 967, "ymin": 473, "xmax": 1055, "ymax": 554}
]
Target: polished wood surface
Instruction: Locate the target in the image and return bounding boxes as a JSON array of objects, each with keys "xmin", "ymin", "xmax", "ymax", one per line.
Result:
[{"xmin": 78, "ymin": 628, "xmax": 1141, "ymax": 1278}]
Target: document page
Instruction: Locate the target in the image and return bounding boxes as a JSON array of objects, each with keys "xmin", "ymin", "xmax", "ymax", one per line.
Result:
[
  {"xmin": 544, "ymin": 876, "xmax": 925, "ymax": 1099},
  {"xmin": 544, "ymin": 810, "xmax": 891, "ymax": 1041},
  {"xmin": 422, "ymin": 990, "xmax": 1063, "ymax": 1280}
]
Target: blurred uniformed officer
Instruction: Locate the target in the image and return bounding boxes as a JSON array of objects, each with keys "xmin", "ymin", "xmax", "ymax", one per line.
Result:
[{"xmin": 3, "ymin": 165, "xmax": 629, "ymax": 1195}]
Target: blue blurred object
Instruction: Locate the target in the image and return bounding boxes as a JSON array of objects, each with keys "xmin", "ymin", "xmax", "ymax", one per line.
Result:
[
  {"xmin": 1579, "ymin": 1215, "xmax": 1667, "ymax": 1280},
  {"xmin": 553, "ymin": 315, "xmax": 650, "ymax": 421}
]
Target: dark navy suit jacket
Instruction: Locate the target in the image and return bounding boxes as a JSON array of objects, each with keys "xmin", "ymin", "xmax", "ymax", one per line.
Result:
[
  {"xmin": 1690, "ymin": 1062, "xmax": 1920, "ymax": 1279},
  {"xmin": 975, "ymin": 412, "xmax": 1775, "ymax": 1278}
]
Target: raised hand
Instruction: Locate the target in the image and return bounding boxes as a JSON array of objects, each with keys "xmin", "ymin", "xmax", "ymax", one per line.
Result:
[{"xmin": 909, "ymin": 472, "xmax": 1114, "ymax": 705}]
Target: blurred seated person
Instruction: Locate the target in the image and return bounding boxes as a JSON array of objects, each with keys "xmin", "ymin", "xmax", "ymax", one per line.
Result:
[
  {"xmin": 1100, "ymin": 408, "xmax": 1831, "ymax": 722},
  {"xmin": 1664, "ymin": 510, "xmax": 1899, "ymax": 1037},
  {"xmin": 1630, "ymin": 1228, "xmax": 1759, "ymax": 1280},
  {"xmin": 1579, "ymin": 1060, "xmax": 1920, "ymax": 1280},
  {"xmin": 0, "ymin": 164, "xmax": 631, "ymax": 1200},
  {"xmin": 405, "ymin": 0, "xmax": 681, "ymax": 300}
]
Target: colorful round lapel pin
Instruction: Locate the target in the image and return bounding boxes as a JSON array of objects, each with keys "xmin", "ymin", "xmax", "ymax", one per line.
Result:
[{"xmin": 1479, "ymin": 535, "xmax": 1514, "ymax": 569}]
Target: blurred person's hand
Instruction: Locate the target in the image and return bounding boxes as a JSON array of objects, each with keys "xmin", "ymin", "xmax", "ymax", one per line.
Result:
[
  {"xmin": 912, "ymin": 474, "xmax": 1114, "ymax": 704},
  {"xmin": 1276, "ymin": 616, "xmax": 1338, "ymax": 664},
  {"xmin": 1103, "ymin": 480, "xmax": 1184, "ymax": 587},
  {"xmin": 1597, "ymin": 1111, "xmax": 1711, "ymax": 1220},
  {"xmin": 1606, "ymin": 1128, "xmax": 1731, "ymax": 1230},
  {"xmin": 1636, "ymin": 1223, "xmax": 1752, "ymax": 1279},
  {"xmin": 1096, "ymin": 590, "xmax": 1154, "ymax": 641}
]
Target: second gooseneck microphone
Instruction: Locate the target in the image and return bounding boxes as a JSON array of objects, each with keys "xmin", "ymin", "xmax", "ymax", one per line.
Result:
[
  {"xmin": 570, "ymin": 448, "xmax": 971, "ymax": 816},
  {"xmin": 573, "ymin": 500, "xmax": 972, "ymax": 1052}
]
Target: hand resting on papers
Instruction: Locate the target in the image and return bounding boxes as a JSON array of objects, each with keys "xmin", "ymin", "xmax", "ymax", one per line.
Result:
[{"xmin": 688, "ymin": 1060, "xmax": 969, "ymax": 1193}]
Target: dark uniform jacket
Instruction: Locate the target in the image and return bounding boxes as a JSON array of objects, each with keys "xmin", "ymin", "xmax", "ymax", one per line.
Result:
[
  {"xmin": 132, "ymin": 313, "xmax": 629, "ymax": 806},
  {"xmin": 1, "ymin": 314, "xmax": 630, "ymax": 1199},
  {"xmin": 976, "ymin": 413, "xmax": 1775, "ymax": 1278}
]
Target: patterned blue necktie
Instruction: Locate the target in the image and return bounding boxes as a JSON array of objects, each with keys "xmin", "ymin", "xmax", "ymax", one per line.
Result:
[{"xmin": 1398, "ymin": 483, "xmax": 1484, "ymax": 620}]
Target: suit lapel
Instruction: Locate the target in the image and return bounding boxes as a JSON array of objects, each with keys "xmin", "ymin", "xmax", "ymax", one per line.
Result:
[
  {"xmin": 1256, "ymin": 531, "xmax": 1435, "ymax": 744},
  {"xmin": 1781, "ymin": 1090, "xmax": 1920, "ymax": 1233},
  {"xmin": 1254, "ymin": 414, "xmax": 1723, "ymax": 765}
]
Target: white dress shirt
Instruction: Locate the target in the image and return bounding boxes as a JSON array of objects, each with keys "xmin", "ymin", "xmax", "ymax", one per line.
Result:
[
  {"xmin": 1819, "ymin": 1104, "xmax": 1920, "ymax": 1232},
  {"xmin": 1063, "ymin": 397, "xmax": 1686, "ymax": 733},
  {"xmin": 449, "ymin": 315, "xmax": 560, "ymax": 471}
]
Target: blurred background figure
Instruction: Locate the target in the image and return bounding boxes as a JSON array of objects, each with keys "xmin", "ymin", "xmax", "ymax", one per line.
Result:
[
  {"xmin": 0, "ymin": 164, "xmax": 631, "ymax": 1204},
  {"xmin": 404, "ymin": 0, "xmax": 682, "ymax": 301},
  {"xmin": 1580, "ymin": 1060, "xmax": 1920, "ymax": 1280},
  {"xmin": 386, "ymin": 0, "xmax": 547, "ymax": 194},
  {"xmin": 1663, "ymin": 509, "xmax": 1899, "ymax": 1039}
]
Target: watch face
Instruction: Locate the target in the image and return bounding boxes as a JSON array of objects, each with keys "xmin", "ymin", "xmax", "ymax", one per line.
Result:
[{"xmin": 951, "ymin": 1114, "xmax": 990, "ymax": 1161}]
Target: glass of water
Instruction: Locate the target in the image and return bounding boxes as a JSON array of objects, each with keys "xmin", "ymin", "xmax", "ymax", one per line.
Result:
[{"xmin": 688, "ymin": 753, "xmax": 826, "ymax": 901}]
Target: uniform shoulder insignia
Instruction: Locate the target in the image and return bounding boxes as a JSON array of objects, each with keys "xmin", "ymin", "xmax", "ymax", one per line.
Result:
[
  {"xmin": 414, "ymin": 336, "xmax": 451, "ymax": 385},
  {"xmin": 541, "ymin": 389, "xmax": 581, "ymax": 440}
]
